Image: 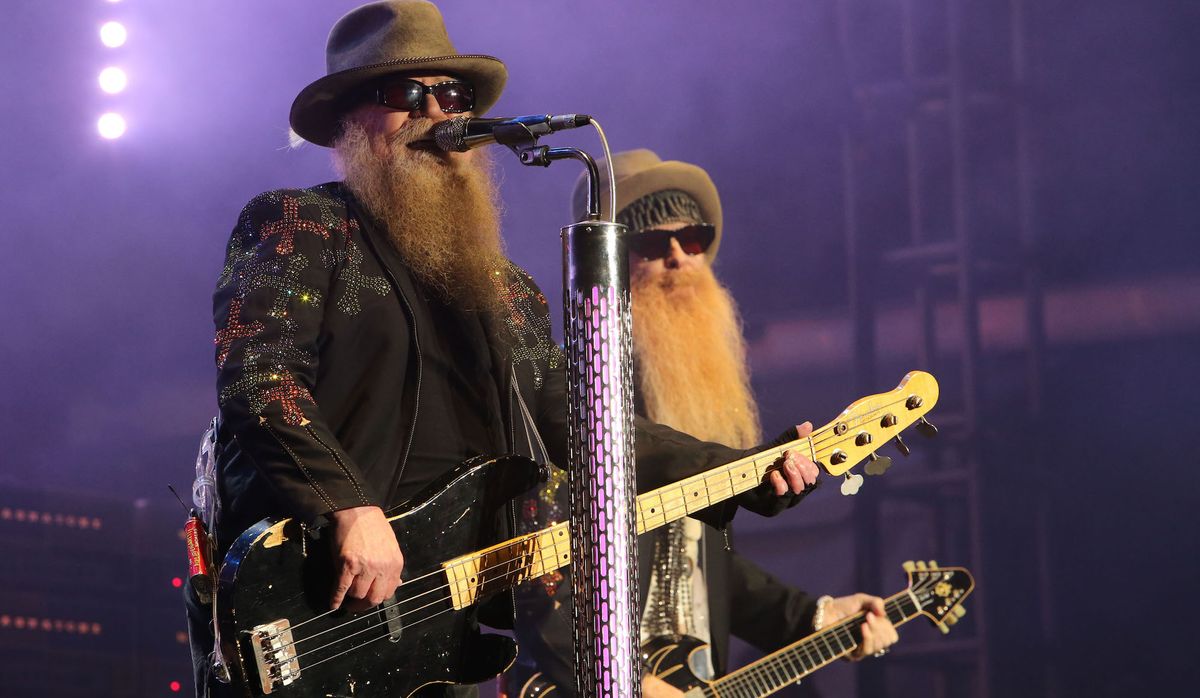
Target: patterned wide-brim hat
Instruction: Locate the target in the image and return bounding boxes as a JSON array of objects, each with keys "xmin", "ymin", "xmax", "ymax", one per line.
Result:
[
  {"xmin": 571, "ymin": 149, "xmax": 723, "ymax": 263},
  {"xmin": 290, "ymin": 0, "xmax": 508, "ymax": 147}
]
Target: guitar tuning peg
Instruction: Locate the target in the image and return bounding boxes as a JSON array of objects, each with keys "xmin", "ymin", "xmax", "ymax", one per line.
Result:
[
  {"xmin": 916, "ymin": 417, "xmax": 938, "ymax": 439},
  {"xmin": 840, "ymin": 471, "xmax": 864, "ymax": 496},
  {"xmin": 892, "ymin": 434, "xmax": 911, "ymax": 457},
  {"xmin": 914, "ymin": 561, "xmax": 928, "ymax": 571},
  {"xmin": 936, "ymin": 621, "xmax": 951, "ymax": 635},
  {"xmin": 928, "ymin": 560, "xmax": 939, "ymax": 569},
  {"xmin": 902, "ymin": 560, "xmax": 916, "ymax": 573},
  {"xmin": 865, "ymin": 452, "xmax": 892, "ymax": 476},
  {"xmin": 953, "ymin": 605, "xmax": 967, "ymax": 619},
  {"xmin": 944, "ymin": 614, "xmax": 959, "ymax": 626}
]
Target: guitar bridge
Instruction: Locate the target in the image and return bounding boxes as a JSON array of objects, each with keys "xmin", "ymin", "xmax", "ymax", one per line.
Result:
[{"xmin": 248, "ymin": 619, "xmax": 301, "ymax": 694}]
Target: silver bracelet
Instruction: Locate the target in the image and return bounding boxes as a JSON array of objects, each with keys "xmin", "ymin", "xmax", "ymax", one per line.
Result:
[{"xmin": 812, "ymin": 595, "xmax": 834, "ymax": 631}]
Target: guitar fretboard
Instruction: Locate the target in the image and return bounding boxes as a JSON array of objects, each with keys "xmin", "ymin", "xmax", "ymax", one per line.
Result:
[
  {"xmin": 702, "ymin": 593, "xmax": 919, "ymax": 698},
  {"xmin": 443, "ymin": 436, "xmax": 821, "ymax": 609},
  {"xmin": 440, "ymin": 372, "xmax": 936, "ymax": 610}
]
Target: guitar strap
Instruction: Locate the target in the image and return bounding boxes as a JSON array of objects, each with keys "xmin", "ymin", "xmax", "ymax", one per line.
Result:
[{"xmin": 190, "ymin": 417, "xmax": 232, "ymax": 685}]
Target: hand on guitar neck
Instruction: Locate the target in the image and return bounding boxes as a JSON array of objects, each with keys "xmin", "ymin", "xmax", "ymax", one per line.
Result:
[
  {"xmin": 767, "ymin": 421, "xmax": 820, "ymax": 496},
  {"xmin": 820, "ymin": 593, "xmax": 900, "ymax": 659},
  {"xmin": 327, "ymin": 505, "xmax": 406, "ymax": 611}
]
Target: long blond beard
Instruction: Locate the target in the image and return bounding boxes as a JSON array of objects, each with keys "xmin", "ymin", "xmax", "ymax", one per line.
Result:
[
  {"xmin": 631, "ymin": 265, "xmax": 761, "ymax": 448},
  {"xmin": 335, "ymin": 118, "xmax": 507, "ymax": 313}
]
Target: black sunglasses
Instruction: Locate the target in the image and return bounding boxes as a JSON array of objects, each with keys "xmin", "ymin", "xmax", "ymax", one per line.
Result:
[
  {"xmin": 374, "ymin": 79, "xmax": 475, "ymax": 113},
  {"xmin": 628, "ymin": 224, "xmax": 716, "ymax": 261}
]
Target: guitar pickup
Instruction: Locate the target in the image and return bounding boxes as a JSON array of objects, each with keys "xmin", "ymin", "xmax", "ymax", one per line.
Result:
[
  {"xmin": 381, "ymin": 592, "xmax": 403, "ymax": 641},
  {"xmin": 249, "ymin": 619, "xmax": 301, "ymax": 694}
]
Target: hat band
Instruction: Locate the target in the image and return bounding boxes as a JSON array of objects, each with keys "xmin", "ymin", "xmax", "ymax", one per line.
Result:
[{"xmin": 617, "ymin": 189, "xmax": 704, "ymax": 233}]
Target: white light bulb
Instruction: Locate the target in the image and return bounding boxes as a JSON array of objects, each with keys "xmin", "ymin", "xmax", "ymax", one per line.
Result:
[
  {"xmin": 100, "ymin": 22, "xmax": 127, "ymax": 48},
  {"xmin": 97, "ymin": 113, "xmax": 127, "ymax": 139},
  {"xmin": 98, "ymin": 67, "xmax": 128, "ymax": 94}
]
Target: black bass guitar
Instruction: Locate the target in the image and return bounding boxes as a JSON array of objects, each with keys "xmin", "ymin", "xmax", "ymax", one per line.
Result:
[
  {"xmin": 217, "ymin": 372, "xmax": 939, "ymax": 697},
  {"xmin": 518, "ymin": 561, "xmax": 975, "ymax": 698}
]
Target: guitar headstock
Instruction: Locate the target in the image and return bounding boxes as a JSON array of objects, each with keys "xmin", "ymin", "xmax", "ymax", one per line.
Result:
[
  {"xmin": 816, "ymin": 370, "xmax": 939, "ymax": 483},
  {"xmin": 902, "ymin": 560, "xmax": 974, "ymax": 634}
]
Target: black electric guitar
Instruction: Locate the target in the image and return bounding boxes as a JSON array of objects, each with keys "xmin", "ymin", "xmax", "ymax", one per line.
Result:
[
  {"xmin": 518, "ymin": 561, "xmax": 975, "ymax": 698},
  {"xmin": 216, "ymin": 371, "xmax": 939, "ymax": 697}
]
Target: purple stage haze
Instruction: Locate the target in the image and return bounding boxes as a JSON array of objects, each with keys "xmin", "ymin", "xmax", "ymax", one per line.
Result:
[{"xmin": 1, "ymin": 1, "xmax": 1198, "ymax": 696}]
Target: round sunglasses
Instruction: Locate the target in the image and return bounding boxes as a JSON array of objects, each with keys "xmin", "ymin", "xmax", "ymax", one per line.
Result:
[
  {"xmin": 374, "ymin": 78, "xmax": 475, "ymax": 114},
  {"xmin": 628, "ymin": 224, "xmax": 716, "ymax": 261}
]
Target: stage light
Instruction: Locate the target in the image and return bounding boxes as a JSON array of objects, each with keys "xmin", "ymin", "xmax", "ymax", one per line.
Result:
[
  {"xmin": 97, "ymin": 113, "xmax": 126, "ymax": 139},
  {"xmin": 170, "ymin": 681, "xmax": 182, "ymax": 693},
  {"xmin": 98, "ymin": 67, "xmax": 128, "ymax": 94},
  {"xmin": 99, "ymin": 21, "xmax": 127, "ymax": 48},
  {"xmin": 171, "ymin": 577, "xmax": 183, "ymax": 588}
]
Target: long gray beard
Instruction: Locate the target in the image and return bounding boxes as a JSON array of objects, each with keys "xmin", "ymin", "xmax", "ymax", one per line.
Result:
[{"xmin": 336, "ymin": 120, "xmax": 508, "ymax": 314}]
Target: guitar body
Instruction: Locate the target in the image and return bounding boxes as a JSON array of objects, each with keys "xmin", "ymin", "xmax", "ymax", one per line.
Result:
[
  {"xmin": 516, "ymin": 636, "xmax": 711, "ymax": 697},
  {"xmin": 217, "ymin": 454, "xmax": 544, "ymax": 698},
  {"xmin": 641, "ymin": 635, "xmax": 710, "ymax": 693}
]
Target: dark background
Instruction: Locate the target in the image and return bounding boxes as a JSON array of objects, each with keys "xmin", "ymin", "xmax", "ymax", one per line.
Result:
[{"xmin": 1, "ymin": 1, "xmax": 1197, "ymax": 696}]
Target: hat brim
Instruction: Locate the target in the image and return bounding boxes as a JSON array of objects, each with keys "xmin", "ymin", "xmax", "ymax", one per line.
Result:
[
  {"xmin": 612, "ymin": 161, "xmax": 723, "ymax": 264},
  {"xmin": 289, "ymin": 54, "xmax": 507, "ymax": 147}
]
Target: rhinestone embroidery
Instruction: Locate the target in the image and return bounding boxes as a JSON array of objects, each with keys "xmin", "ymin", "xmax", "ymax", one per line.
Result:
[
  {"xmin": 240, "ymin": 253, "xmax": 322, "ymax": 319},
  {"xmin": 496, "ymin": 263, "xmax": 561, "ymax": 390},
  {"xmin": 214, "ymin": 296, "xmax": 264, "ymax": 369},
  {"xmin": 215, "ymin": 188, "xmax": 351, "ymax": 425},
  {"xmin": 324, "ymin": 241, "xmax": 391, "ymax": 315},
  {"xmin": 260, "ymin": 193, "xmax": 331, "ymax": 255}
]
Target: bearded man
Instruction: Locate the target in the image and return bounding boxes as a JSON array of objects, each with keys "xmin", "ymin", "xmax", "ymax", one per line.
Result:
[
  {"xmin": 507, "ymin": 151, "xmax": 898, "ymax": 698},
  {"xmin": 188, "ymin": 4, "xmax": 820, "ymax": 698}
]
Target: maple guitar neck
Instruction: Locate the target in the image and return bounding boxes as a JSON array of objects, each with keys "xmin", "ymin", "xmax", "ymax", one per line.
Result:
[{"xmin": 441, "ymin": 370, "xmax": 939, "ymax": 610}]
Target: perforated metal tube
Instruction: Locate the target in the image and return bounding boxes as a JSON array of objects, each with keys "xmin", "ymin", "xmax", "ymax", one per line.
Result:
[{"xmin": 562, "ymin": 221, "xmax": 640, "ymax": 698}]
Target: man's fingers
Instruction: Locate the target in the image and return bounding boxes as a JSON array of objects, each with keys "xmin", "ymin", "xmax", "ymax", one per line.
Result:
[
  {"xmin": 330, "ymin": 568, "xmax": 357, "ymax": 610},
  {"xmin": 348, "ymin": 571, "xmax": 375, "ymax": 605},
  {"xmin": 780, "ymin": 452, "xmax": 819, "ymax": 493},
  {"xmin": 795, "ymin": 421, "xmax": 813, "ymax": 437},
  {"xmin": 365, "ymin": 577, "xmax": 391, "ymax": 607},
  {"xmin": 769, "ymin": 470, "xmax": 788, "ymax": 496},
  {"xmin": 862, "ymin": 594, "xmax": 885, "ymax": 616},
  {"xmin": 860, "ymin": 617, "xmax": 877, "ymax": 657},
  {"xmin": 799, "ymin": 458, "xmax": 819, "ymax": 486}
]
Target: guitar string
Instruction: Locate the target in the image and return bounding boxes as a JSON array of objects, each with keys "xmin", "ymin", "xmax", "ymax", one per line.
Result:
[
  {"xmin": 717, "ymin": 595, "xmax": 908, "ymax": 696},
  {"xmin": 278, "ymin": 551, "xmax": 945, "ymax": 685},
  {"xmin": 717, "ymin": 587, "xmax": 948, "ymax": 697},
  {"xmin": 250, "ymin": 397, "xmax": 922, "ymax": 653},
  {"xmin": 740, "ymin": 594, "xmax": 916, "ymax": 694},
  {"xmin": 261, "ymin": 436, "xmax": 817, "ymax": 656},
  {"xmin": 728, "ymin": 609, "xmax": 885, "ymax": 696},
  {"xmin": 268, "ymin": 526, "xmax": 940, "ymax": 675}
]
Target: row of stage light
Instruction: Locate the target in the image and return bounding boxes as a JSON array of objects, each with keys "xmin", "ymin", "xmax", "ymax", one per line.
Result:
[{"xmin": 98, "ymin": 0, "xmax": 129, "ymax": 139}]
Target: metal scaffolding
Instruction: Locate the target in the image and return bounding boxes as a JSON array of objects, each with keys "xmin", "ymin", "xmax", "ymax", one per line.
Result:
[{"xmin": 834, "ymin": 1, "xmax": 1050, "ymax": 696}]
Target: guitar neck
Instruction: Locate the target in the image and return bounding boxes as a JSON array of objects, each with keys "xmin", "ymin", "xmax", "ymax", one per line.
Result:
[
  {"xmin": 707, "ymin": 590, "xmax": 921, "ymax": 698},
  {"xmin": 636, "ymin": 436, "xmax": 814, "ymax": 533},
  {"xmin": 441, "ymin": 436, "xmax": 815, "ymax": 609}
]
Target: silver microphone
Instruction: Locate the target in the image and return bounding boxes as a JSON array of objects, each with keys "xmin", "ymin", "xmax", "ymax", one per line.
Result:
[{"xmin": 425, "ymin": 114, "xmax": 592, "ymax": 152}]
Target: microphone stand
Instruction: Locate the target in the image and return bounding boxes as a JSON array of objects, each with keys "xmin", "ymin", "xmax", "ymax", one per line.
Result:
[{"xmin": 506, "ymin": 132, "xmax": 640, "ymax": 698}]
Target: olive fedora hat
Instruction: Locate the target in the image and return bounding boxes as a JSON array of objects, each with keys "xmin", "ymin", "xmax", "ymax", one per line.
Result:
[
  {"xmin": 571, "ymin": 149, "xmax": 723, "ymax": 264},
  {"xmin": 289, "ymin": 0, "xmax": 508, "ymax": 147}
]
